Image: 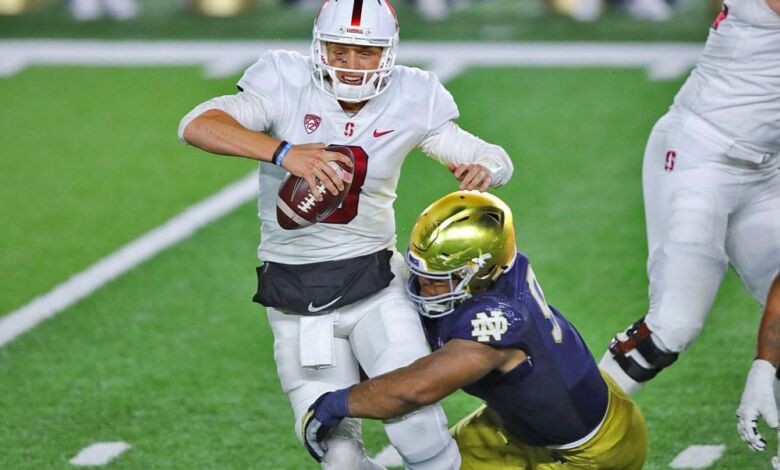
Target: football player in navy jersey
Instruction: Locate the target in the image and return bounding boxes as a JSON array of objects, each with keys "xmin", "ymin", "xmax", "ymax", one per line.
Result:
[{"xmin": 303, "ymin": 191, "xmax": 648, "ymax": 468}]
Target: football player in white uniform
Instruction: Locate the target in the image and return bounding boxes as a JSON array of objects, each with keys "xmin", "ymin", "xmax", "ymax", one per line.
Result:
[
  {"xmin": 177, "ymin": 1, "xmax": 513, "ymax": 468},
  {"xmin": 599, "ymin": 0, "xmax": 780, "ymax": 395}
]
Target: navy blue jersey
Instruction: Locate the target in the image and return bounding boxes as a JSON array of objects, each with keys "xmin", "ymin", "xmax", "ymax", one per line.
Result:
[{"xmin": 421, "ymin": 252, "xmax": 608, "ymax": 447}]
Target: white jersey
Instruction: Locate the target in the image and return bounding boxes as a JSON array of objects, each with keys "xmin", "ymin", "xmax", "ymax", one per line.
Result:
[
  {"xmin": 673, "ymin": 0, "xmax": 780, "ymax": 154},
  {"xmin": 232, "ymin": 50, "xmax": 463, "ymax": 264}
]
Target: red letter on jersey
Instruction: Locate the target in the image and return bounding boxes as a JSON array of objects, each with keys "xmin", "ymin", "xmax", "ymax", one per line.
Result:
[{"xmin": 664, "ymin": 150, "xmax": 676, "ymax": 172}]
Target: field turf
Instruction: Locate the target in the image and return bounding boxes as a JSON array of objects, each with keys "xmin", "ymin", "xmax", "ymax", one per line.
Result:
[{"xmin": 0, "ymin": 41, "xmax": 771, "ymax": 470}]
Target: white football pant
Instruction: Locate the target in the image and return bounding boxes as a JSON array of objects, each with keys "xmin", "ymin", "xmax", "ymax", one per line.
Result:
[
  {"xmin": 267, "ymin": 252, "xmax": 460, "ymax": 469},
  {"xmin": 602, "ymin": 109, "xmax": 780, "ymax": 395}
]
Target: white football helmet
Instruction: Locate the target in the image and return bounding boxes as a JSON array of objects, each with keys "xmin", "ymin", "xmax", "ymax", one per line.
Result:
[{"xmin": 311, "ymin": 0, "xmax": 399, "ymax": 103}]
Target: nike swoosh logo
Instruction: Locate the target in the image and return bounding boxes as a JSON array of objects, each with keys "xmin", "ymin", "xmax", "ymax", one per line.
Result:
[
  {"xmin": 373, "ymin": 129, "xmax": 395, "ymax": 138},
  {"xmin": 307, "ymin": 296, "xmax": 342, "ymax": 313}
]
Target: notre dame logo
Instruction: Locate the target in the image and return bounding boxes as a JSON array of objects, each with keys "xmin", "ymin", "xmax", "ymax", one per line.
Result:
[{"xmin": 470, "ymin": 310, "xmax": 509, "ymax": 342}]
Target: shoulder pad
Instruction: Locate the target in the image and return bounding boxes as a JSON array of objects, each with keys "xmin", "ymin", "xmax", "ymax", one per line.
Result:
[
  {"xmin": 393, "ymin": 65, "xmax": 459, "ymax": 129},
  {"xmin": 237, "ymin": 50, "xmax": 310, "ymax": 97}
]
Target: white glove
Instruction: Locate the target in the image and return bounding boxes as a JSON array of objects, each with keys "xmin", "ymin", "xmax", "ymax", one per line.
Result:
[{"xmin": 736, "ymin": 359, "xmax": 779, "ymax": 451}]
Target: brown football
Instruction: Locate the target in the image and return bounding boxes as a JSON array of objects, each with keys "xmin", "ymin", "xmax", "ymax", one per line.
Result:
[{"xmin": 276, "ymin": 145, "xmax": 354, "ymax": 230}]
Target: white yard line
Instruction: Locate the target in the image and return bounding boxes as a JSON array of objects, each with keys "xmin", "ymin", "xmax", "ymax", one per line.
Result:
[
  {"xmin": 0, "ymin": 173, "xmax": 257, "ymax": 348},
  {"xmin": 0, "ymin": 40, "xmax": 702, "ymax": 80},
  {"xmin": 69, "ymin": 442, "xmax": 131, "ymax": 467},
  {"xmin": 670, "ymin": 445, "xmax": 727, "ymax": 469}
]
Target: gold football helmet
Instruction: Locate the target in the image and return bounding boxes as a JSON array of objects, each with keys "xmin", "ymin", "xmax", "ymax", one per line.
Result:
[{"xmin": 406, "ymin": 191, "xmax": 516, "ymax": 318}]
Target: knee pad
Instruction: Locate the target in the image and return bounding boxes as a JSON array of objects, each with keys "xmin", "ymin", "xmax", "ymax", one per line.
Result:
[
  {"xmin": 665, "ymin": 190, "xmax": 724, "ymax": 257},
  {"xmin": 607, "ymin": 317, "xmax": 679, "ymax": 383},
  {"xmin": 383, "ymin": 405, "xmax": 460, "ymax": 470},
  {"xmin": 322, "ymin": 438, "xmax": 385, "ymax": 470}
]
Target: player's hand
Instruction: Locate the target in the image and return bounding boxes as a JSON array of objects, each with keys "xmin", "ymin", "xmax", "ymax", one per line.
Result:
[
  {"xmin": 301, "ymin": 388, "xmax": 351, "ymax": 462},
  {"xmin": 282, "ymin": 143, "xmax": 353, "ymax": 201},
  {"xmin": 736, "ymin": 359, "xmax": 779, "ymax": 451},
  {"xmin": 448, "ymin": 163, "xmax": 492, "ymax": 192}
]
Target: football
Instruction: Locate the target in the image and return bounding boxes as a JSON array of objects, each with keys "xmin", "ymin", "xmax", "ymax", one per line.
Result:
[{"xmin": 276, "ymin": 145, "xmax": 354, "ymax": 230}]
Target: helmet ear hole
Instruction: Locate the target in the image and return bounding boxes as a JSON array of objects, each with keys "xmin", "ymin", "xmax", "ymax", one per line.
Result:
[{"xmin": 486, "ymin": 211, "xmax": 502, "ymax": 224}]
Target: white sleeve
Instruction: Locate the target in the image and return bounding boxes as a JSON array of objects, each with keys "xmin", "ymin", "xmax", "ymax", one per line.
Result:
[
  {"xmin": 177, "ymin": 92, "xmax": 276, "ymax": 144},
  {"xmin": 419, "ymin": 121, "xmax": 514, "ymax": 187}
]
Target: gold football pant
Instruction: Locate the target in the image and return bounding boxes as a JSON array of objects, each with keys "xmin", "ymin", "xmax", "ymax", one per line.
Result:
[{"xmin": 451, "ymin": 373, "xmax": 647, "ymax": 469}]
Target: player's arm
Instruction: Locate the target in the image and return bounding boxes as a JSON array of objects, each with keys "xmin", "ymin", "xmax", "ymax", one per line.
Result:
[
  {"xmin": 756, "ymin": 275, "xmax": 780, "ymax": 366},
  {"xmin": 419, "ymin": 121, "xmax": 514, "ymax": 192},
  {"xmin": 301, "ymin": 339, "xmax": 523, "ymax": 461},
  {"xmin": 349, "ymin": 339, "xmax": 510, "ymax": 419},
  {"xmin": 182, "ymin": 108, "xmax": 282, "ymax": 162},
  {"xmin": 179, "ymin": 93, "xmax": 351, "ymax": 197},
  {"xmin": 737, "ymin": 274, "xmax": 780, "ymax": 451}
]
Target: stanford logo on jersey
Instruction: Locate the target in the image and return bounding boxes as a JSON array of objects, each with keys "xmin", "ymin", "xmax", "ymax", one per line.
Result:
[{"xmin": 304, "ymin": 114, "xmax": 322, "ymax": 134}]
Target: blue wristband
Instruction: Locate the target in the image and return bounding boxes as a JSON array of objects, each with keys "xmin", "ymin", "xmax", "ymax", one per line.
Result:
[{"xmin": 273, "ymin": 141, "xmax": 293, "ymax": 166}]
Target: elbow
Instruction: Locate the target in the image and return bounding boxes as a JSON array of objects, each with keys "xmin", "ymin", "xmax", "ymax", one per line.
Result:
[
  {"xmin": 178, "ymin": 108, "xmax": 227, "ymax": 145},
  {"xmin": 178, "ymin": 113, "xmax": 205, "ymax": 145},
  {"xmin": 179, "ymin": 119, "xmax": 195, "ymax": 144},
  {"xmin": 398, "ymin": 381, "xmax": 443, "ymax": 409}
]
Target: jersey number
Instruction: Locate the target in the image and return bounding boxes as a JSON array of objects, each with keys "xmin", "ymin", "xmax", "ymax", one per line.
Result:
[
  {"xmin": 526, "ymin": 266, "xmax": 563, "ymax": 344},
  {"xmin": 322, "ymin": 145, "xmax": 368, "ymax": 225}
]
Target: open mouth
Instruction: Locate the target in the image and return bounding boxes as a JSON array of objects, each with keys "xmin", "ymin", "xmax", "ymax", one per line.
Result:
[{"xmin": 337, "ymin": 73, "xmax": 367, "ymax": 85}]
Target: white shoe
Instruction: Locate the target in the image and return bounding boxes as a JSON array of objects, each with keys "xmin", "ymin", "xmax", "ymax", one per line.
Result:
[
  {"xmin": 570, "ymin": 0, "xmax": 602, "ymax": 22},
  {"xmin": 69, "ymin": 0, "xmax": 103, "ymax": 21},
  {"xmin": 104, "ymin": 0, "xmax": 139, "ymax": 20},
  {"xmin": 625, "ymin": 0, "xmax": 672, "ymax": 21},
  {"xmin": 417, "ymin": 0, "xmax": 449, "ymax": 21}
]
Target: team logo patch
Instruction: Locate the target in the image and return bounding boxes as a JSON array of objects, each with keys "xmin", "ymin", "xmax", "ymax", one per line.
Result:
[
  {"xmin": 304, "ymin": 114, "xmax": 322, "ymax": 134},
  {"xmin": 471, "ymin": 310, "xmax": 509, "ymax": 342}
]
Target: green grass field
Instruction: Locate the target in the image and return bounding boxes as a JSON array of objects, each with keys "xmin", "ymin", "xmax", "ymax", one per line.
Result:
[
  {"xmin": 0, "ymin": 0, "xmax": 714, "ymax": 42},
  {"xmin": 0, "ymin": 17, "xmax": 773, "ymax": 470}
]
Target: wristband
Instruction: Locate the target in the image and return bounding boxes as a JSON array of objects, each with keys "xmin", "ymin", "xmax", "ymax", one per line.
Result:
[{"xmin": 272, "ymin": 141, "xmax": 293, "ymax": 166}]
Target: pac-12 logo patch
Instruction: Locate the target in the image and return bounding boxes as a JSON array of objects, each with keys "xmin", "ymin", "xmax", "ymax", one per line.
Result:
[
  {"xmin": 471, "ymin": 310, "xmax": 509, "ymax": 342},
  {"xmin": 304, "ymin": 114, "xmax": 322, "ymax": 134}
]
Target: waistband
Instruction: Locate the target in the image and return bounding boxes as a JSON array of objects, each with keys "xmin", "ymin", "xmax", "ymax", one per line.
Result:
[{"xmin": 665, "ymin": 108, "xmax": 779, "ymax": 165}]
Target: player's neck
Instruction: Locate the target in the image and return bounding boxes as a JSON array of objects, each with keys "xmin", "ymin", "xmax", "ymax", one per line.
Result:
[{"xmin": 339, "ymin": 100, "xmax": 367, "ymax": 113}]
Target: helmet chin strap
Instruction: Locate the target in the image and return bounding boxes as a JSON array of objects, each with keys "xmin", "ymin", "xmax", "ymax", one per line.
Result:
[{"xmin": 325, "ymin": 68, "xmax": 378, "ymax": 103}]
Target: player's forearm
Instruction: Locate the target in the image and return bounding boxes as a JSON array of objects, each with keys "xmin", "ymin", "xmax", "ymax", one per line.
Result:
[
  {"xmin": 182, "ymin": 110, "xmax": 277, "ymax": 162},
  {"xmin": 347, "ymin": 355, "xmax": 464, "ymax": 420},
  {"xmin": 756, "ymin": 276, "xmax": 780, "ymax": 367},
  {"xmin": 420, "ymin": 121, "xmax": 514, "ymax": 187},
  {"xmin": 347, "ymin": 374, "xmax": 437, "ymax": 420}
]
